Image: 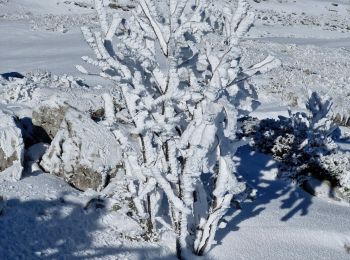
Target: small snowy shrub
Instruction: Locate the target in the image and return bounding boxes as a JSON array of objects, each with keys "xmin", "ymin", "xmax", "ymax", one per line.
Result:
[
  {"xmin": 79, "ymin": 0, "xmax": 278, "ymax": 257},
  {"xmin": 253, "ymin": 116, "xmax": 298, "ymax": 155},
  {"xmin": 253, "ymin": 92, "xmax": 340, "ymax": 181},
  {"xmin": 283, "ymin": 92, "xmax": 337, "ymax": 179}
]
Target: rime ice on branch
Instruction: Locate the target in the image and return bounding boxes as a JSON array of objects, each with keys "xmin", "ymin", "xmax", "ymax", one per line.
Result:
[{"xmin": 78, "ymin": 0, "xmax": 279, "ymax": 257}]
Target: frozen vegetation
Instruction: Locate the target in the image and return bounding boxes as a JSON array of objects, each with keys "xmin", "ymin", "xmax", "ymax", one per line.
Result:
[{"xmin": 0, "ymin": 0, "xmax": 350, "ymax": 259}]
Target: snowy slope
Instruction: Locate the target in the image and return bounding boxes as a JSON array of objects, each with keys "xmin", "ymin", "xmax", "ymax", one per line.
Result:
[
  {"xmin": 249, "ymin": 0, "xmax": 350, "ymax": 39},
  {"xmin": 0, "ymin": 20, "xmax": 90, "ymax": 75},
  {"xmin": 244, "ymin": 0, "xmax": 350, "ymax": 118}
]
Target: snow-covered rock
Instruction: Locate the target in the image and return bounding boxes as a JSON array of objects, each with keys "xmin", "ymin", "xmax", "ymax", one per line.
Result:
[
  {"xmin": 0, "ymin": 110, "xmax": 24, "ymax": 180},
  {"xmin": 40, "ymin": 109, "xmax": 122, "ymax": 191},
  {"xmin": 0, "ymin": 73, "xmax": 36, "ymax": 103},
  {"xmin": 32, "ymin": 97, "xmax": 69, "ymax": 140}
]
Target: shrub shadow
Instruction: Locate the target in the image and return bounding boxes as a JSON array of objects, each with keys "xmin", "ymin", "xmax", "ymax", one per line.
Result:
[
  {"xmin": 0, "ymin": 196, "xmax": 175, "ymax": 259},
  {"xmin": 214, "ymin": 145, "xmax": 316, "ymax": 247}
]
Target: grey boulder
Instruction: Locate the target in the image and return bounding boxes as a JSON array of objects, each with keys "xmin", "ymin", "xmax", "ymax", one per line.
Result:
[{"xmin": 40, "ymin": 109, "xmax": 121, "ymax": 191}]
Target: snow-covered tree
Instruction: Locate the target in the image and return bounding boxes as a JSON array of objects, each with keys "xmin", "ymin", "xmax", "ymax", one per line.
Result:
[{"xmin": 78, "ymin": 0, "xmax": 279, "ymax": 257}]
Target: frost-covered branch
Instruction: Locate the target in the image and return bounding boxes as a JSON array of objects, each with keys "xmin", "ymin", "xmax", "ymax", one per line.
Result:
[
  {"xmin": 139, "ymin": 0, "xmax": 168, "ymax": 55},
  {"xmin": 79, "ymin": 0, "xmax": 279, "ymax": 258}
]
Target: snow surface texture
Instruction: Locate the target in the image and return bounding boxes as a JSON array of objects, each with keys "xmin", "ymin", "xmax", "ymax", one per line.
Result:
[{"xmin": 0, "ymin": 0, "xmax": 350, "ymax": 259}]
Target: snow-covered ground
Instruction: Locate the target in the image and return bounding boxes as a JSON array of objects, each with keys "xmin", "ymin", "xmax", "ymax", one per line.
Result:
[
  {"xmin": 209, "ymin": 146, "xmax": 350, "ymax": 260},
  {"xmin": 0, "ymin": 173, "xmax": 175, "ymax": 259},
  {"xmin": 1, "ymin": 0, "xmax": 350, "ymax": 259},
  {"xmin": 2, "ymin": 146, "xmax": 349, "ymax": 259}
]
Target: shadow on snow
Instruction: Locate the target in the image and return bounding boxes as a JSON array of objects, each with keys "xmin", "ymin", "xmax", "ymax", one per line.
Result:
[
  {"xmin": 0, "ymin": 195, "xmax": 174, "ymax": 260},
  {"xmin": 215, "ymin": 145, "xmax": 314, "ymax": 246}
]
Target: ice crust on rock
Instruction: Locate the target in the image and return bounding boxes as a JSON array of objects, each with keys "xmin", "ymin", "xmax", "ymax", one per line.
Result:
[
  {"xmin": 40, "ymin": 108, "xmax": 122, "ymax": 191},
  {"xmin": 0, "ymin": 110, "xmax": 24, "ymax": 180}
]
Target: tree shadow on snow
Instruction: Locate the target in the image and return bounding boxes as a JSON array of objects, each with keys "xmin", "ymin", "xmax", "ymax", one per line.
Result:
[
  {"xmin": 0, "ymin": 196, "xmax": 175, "ymax": 260},
  {"xmin": 214, "ymin": 145, "xmax": 315, "ymax": 246}
]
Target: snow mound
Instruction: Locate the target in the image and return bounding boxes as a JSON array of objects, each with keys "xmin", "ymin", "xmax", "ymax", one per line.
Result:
[{"xmin": 40, "ymin": 109, "xmax": 122, "ymax": 191}]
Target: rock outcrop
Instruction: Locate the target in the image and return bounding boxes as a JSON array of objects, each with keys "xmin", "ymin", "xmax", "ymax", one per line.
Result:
[{"xmin": 32, "ymin": 98, "xmax": 69, "ymax": 141}]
